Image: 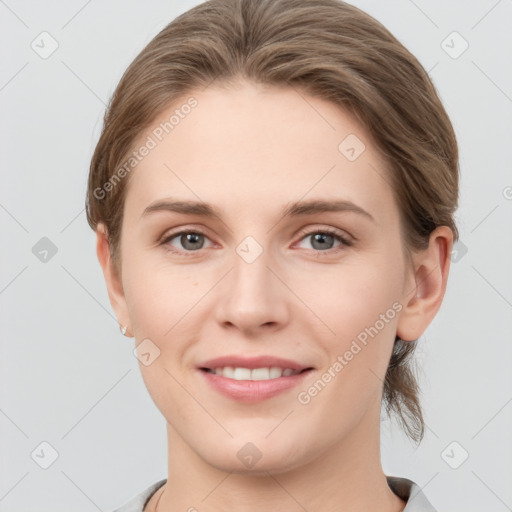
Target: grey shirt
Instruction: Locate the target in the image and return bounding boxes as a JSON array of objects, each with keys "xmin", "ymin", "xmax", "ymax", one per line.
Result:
[{"xmin": 112, "ymin": 476, "xmax": 436, "ymax": 511}]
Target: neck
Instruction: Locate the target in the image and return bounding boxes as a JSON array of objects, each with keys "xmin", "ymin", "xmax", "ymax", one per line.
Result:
[{"xmin": 152, "ymin": 405, "xmax": 405, "ymax": 512}]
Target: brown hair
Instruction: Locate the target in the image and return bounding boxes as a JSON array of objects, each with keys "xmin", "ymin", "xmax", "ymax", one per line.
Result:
[{"xmin": 86, "ymin": 0, "xmax": 459, "ymax": 443}]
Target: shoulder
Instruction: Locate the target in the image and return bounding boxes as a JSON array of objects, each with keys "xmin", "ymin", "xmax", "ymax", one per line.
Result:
[
  {"xmin": 111, "ymin": 479, "xmax": 167, "ymax": 512},
  {"xmin": 386, "ymin": 476, "xmax": 437, "ymax": 512}
]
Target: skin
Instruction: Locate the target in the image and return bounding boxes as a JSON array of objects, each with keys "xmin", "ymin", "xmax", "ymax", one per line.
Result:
[{"xmin": 96, "ymin": 80, "xmax": 452, "ymax": 511}]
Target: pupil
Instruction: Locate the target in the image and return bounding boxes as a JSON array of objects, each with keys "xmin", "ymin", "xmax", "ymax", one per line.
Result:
[
  {"xmin": 182, "ymin": 233, "xmax": 203, "ymax": 250},
  {"xmin": 312, "ymin": 233, "xmax": 333, "ymax": 250}
]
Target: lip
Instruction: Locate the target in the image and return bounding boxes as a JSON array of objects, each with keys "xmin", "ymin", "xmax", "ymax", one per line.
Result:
[
  {"xmin": 198, "ymin": 355, "xmax": 311, "ymax": 372},
  {"xmin": 199, "ymin": 367, "xmax": 314, "ymax": 402},
  {"xmin": 197, "ymin": 355, "xmax": 314, "ymax": 403}
]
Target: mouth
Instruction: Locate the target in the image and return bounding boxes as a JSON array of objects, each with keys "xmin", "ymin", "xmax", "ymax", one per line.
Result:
[
  {"xmin": 197, "ymin": 355, "xmax": 315, "ymax": 402},
  {"xmin": 199, "ymin": 366, "xmax": 313, "ymax": 380}
]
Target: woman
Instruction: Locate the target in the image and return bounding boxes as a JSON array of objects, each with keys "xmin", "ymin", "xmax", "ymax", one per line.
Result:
[{"xmin": 86, "ymin": 0, "xmax": 458, "ymax": 510}]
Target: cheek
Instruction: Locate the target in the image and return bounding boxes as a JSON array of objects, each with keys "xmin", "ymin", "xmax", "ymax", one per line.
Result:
[
  {"xmin": 296, "ymin": 261, "xmax": 403, "ymax": 428},
  {"xmin": 122, "ymin": 263, "xmax": 202, "ymax": 418},
  {"xmin": 306, "ymin": 257, "xmax": 402, "ymax": 342},
  {"xmin": 301, "ymin": 248, "xmax": 404, "ymax": 397},
  {"xmin": 123, "ymin": 258, "xmax": 201, "ymax": 339}
]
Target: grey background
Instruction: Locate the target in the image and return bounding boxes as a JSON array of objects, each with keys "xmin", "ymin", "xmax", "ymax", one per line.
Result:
[{"xmin": 1, "ymin": 0, "xmax": 511, "ymax": 510}]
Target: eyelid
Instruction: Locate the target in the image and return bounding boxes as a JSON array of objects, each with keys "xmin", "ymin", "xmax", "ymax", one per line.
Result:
[
  {"xmin": 294, "ymin": 225, "xmax": 354, "ymax": 245},
  {"xmin": 158, "ymin": 226, "xmax": 213, "ymax": 254},
  {"xmin": 160, "ymin": 225, "xmax": 209, "ymax": 242}
]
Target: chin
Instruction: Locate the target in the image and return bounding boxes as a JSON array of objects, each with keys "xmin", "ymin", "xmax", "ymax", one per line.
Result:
[
  {"xmin": 207, "ymin": 454, "xmax": 303, "ymax": 476},
  {"xmin": 197, "ymin": 435, "xmax": 310, "ymax": 476}
]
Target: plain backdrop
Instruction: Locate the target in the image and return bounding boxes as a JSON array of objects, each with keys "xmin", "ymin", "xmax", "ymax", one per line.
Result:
[{"xmin": 1, "ymin": 1, "xmax": 511, "ymax": 511}]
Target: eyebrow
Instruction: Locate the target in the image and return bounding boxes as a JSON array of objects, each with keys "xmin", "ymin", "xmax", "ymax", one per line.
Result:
[{"xmin": 141, "ymin": 198, "xmax": 374, "ymax": 222}]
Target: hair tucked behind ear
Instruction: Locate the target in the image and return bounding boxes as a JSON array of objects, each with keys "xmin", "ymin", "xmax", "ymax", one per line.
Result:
[{"xmin": 86, "ymin": 0, "xmax": 459, "ymax": 443}]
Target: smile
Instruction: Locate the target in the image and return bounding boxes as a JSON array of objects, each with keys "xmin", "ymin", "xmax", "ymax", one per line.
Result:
[{"xmin": 201, "ymin": 366, "xmax": 306, "ymax": 380}]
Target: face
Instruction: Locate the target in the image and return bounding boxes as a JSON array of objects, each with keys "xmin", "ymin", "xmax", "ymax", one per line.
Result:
[{"xmin": 104, "ymin": 80, "xmax": 420, "ymax": 474}]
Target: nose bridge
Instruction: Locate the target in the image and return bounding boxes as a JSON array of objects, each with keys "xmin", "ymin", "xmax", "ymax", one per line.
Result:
[
  {"xmin": 231, "ymin": 236, "xmax": 277, "ymax": 305},
  {"xmin": 216, "ymin": 234, "xmax": 288, "ymax": 331},
  {"xmin": 233, "ymin": 242, "xmax": 272, "ymax": 292}
]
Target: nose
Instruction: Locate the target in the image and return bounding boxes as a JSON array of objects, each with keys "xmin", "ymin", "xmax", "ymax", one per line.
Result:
[{"xmin": 214, "ymin": 244, "xmax": 290, "ymax": 335}]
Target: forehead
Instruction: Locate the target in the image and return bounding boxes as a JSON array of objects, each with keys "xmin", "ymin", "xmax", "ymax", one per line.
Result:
[{"xmin": 123, "ymin": 81, "xmax": 397, "ymax": 224}]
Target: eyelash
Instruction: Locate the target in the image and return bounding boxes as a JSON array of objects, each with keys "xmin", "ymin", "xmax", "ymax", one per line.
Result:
[{"xmin": 160, "ymin": 226, "xmax": 353, "ymax": 257}]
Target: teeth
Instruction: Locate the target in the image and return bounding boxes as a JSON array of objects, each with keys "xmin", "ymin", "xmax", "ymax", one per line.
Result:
[
  {"xmin": 210, "ymin": 366, "xmax": 301, "ymax": 380},
  {"xmin": 269, "ymin": 367, "xmax": 282, "ymax": 379},
  {"xmin": 233, "ymin": 367, "xmax": 251, "ymax": 380},
  {"xmin": 251, "ymin": 367, "xmax": 270, "ymax": 380}
]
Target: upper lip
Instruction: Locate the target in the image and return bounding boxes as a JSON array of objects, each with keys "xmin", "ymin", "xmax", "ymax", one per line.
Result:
[{"xmin": 199, "ymin": 355, "xmax": 313, "ymax": 372}]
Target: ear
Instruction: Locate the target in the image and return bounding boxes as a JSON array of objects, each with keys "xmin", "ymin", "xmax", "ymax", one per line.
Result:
[
  {"xmin": 396, "ymin": 226, "xmax": 453, "ymax": 342},
  {"xmin": 96, "ymin": 222, "xmax": 132, "ymax": 337}
]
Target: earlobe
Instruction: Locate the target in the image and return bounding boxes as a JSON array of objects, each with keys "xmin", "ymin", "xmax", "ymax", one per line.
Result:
[
  {"xmin": 96, "ymin": 223, "xmax": 132, "ymax": 336},
  {"xmin": 396, "ymin": 226, "xmax": 453, "ymax": 342}
]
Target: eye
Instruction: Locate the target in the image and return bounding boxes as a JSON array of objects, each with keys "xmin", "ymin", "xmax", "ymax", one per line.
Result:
[
  {"xmin": 295, "ymin": 227, "xmax": 353, "ymax": 254},
  {"xmin": 159, "ymin": 226, "xmax": 353, "ymax": 257},
  {"xmin": 160, "ymin": 229, "xmax": 212, "ymax": 254}
]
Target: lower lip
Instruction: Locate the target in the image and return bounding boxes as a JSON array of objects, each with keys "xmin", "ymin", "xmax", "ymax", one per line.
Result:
[{"xmin": 199, "ymin": 369, "xmax": 313, "ymax": 402}]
